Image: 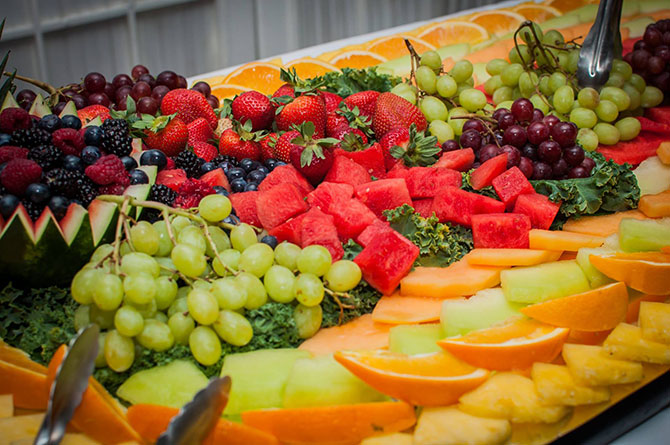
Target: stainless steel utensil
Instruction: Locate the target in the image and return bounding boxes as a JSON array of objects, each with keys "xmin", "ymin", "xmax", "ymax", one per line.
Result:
[{"xmin": 577, "ymin": 0, "xmax": 624, "ymax": 88}]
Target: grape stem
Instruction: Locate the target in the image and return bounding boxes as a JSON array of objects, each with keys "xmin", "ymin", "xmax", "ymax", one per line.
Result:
[
  {"xmin": 324, "ymin": 288, "xmax": 355, "ymax": 325},
  {"xmin": 112, "ymin": 196, "xmax": 132, "ymax": 275},
  {"xmin": 3, "ymin": 71, "xmax": 57, "ymax": 95},
  {"xmin": 200, "ymin": 221, "xmax": 239, "ymax": 277},
  {"xmin": 404, "ymin": 38, "xmax": 421, "ymax": 104},
  {"xmin": 161, "ymin": 209, "xmax": 178, "ymax": 246}
]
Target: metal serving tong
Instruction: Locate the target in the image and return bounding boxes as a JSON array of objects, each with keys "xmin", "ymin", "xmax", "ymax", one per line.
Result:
[
  {"xmin": 577, "ymin": 0, "xmax": 625, "ymax": 88},
  {"xmin": 34, "ymin": 324, "xmax": 100, "ymax": 445}
]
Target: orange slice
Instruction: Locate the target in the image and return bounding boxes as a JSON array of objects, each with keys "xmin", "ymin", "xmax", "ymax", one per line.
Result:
[
  {"xmin": 513, "ymin": 3, "xmax": 562, "ymax": 22},
  {"xmin": 590, "ymin": 252, "xmax": 670, "ymax": 295},
  {"xmin": 663, "ymin": 246, "xmax": 670, "ymax": 254},
  {"xmin": 417, "ymin": 21, "xmax": 489, "ymax": 47},
  {"xmin": 328, "ymin": 50, "xmax": 387, "ymax": 69},
  {"xmin": 366, "ymin": 35, "xmax": 435, "ymax": 60},
  {"xmin": 284, "ymin": 57, "xmax": 338, "ymax": 79},
  {"xmin": 438, "ymin": 319, "xmax": 569, "ymax": 371},
  {"xmin": 334, "ymin": 350, "xmax": 489, "ymax": 406},
  {"xmin": 469, "ymin": 10, "xmax": 526, "ymax": 36},
  {"xmin": 544, "ymin": 0, "xmax": 595, "ymax": 14},
  {"xmin": 210, "ymin": 84, "xmax": 251, "ymax": 100},
  {"xmin": 372, "ymin": 294, "xmax": 443, "ymax": 324},
  {"xmin": 223, "ymin": 62, "xmax": 283, "ymax": 95},
  {"xmin": 298, "ymin": 314, "xmax": 391, "ymax": 356},
  {"xmin": 520, "ymin": 282, "xmax": 628, "ymax": 331}
]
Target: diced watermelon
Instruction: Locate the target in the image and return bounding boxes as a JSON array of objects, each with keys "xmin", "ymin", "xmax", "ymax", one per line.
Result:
[
  {"xmin": 386, "ymin": 168, "xmax": 409, "ymax": 181},
  {"xmin": 513, "ymin": 193, "xmax": 560, "ymax": 230},
  {"xmin": 356, "ymin": 220, "xmax": 392, "ymax": 247},
  {"xmin": 404, "ymin": 167, "xmax": 462, "ymax": 198},
  {"xmin": 258, "ymin": 165, "xmax": 313, "ymax": 196},
  {"xmin": 300, "ymin": 208, "xmax": 343, "ymax": 261},
  {"xmin": 354, "ymin": 229, "xmax": 419, "ymax": 295},
  {"xmin": 412, "ymin": 199, "xmax": 434, "ymax": 218},
  {"xmin": 470, "ymin": 153, "xmax": 508, "ymax": 190},
  {"xmin": 323, "ymin": 155, "xmax": 371, "ymax": 186},
  {"xmin": 199, "ymin": 168, "xmax": 230, "ymax": 191},
  {"xmin": 638, "ymin": 116, "xmax": 670, "ymax": 136},
  {"xmin": 597, "ymin": 131, "xmax": 664, "ymax": 166},
  {"xmin": 434, "ymin": 148, "xmax": 475, "ymax": 171},
  {"xmin": 491, "ymin": 166, "xmax": 534, "ymax": 208},
  {"xmin": 305, "ymin": 182, "xmax": 354, "ymax": 213},
  {"xmin": 355, "ymin": 178, "xmax": 412, "ymax": 219},
  {"xmin": 156, "ymin": 169, "xmax": 187, "ymax": 192},
  {"xmin": 256, "ymin": 183, "xmax": 309, "ymax": 230},
  {"xmin": 471, "ymin": 213, "xmax": 531, "ymax": 249},
  {"xmin": 334, "ymin": 144, "xmax": 386, "ymax": 178},
  {"xmin": 646, "ymin": 107, "xmax": 670, "ymax": 125},
  {"xmin": 432, "ymin": 187, "xmax": 505, "ymax": 227},
  {"xmin": 268, "ymin": 212, "xmax": 308, "ymax": 245},
  {"xmin": 328, "ymin": 198, "xmax": 378, "ymax": 242},
  {"xmin": 229, "ymin": 191, "xmax": 262, "ymax": 227}
]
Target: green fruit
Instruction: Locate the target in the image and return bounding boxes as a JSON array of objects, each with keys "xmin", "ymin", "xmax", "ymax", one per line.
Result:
[
  {"xmin": 440, "ymin": 288, "xmax": 523, "ymax": 337},
  {"xmin": 619, "ymin": 219, "xmax": 670, "ymax": 252},
  {"xmin": 501, "ymin": 260, "xmax": 590, "ymax": 304},
  {"xmin": 389, "ymin": 324, "xmax": 444, "ymax": 355}
]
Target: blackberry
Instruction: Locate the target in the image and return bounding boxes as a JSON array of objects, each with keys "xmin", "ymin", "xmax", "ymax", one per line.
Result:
[
  {"xmin": 44, "ymin": 168, "xmax": 81, "ymax": 198},
  {"xmin": 143, "ymin": 184, "xmax": 177, "ymax": 222},
  {"xmin": 10, "ymin": 127, "xmax": 51, "ymax": 149},
  {"xmin": 100, "ymin": 119, "xmax": 132, "ymax": 156},
  {"xmin": 211, "ymin": 154, "xmax": 239, "ymax": 167},
  {"xmin": 21, "ymin": 199, "xmax": 45, "ymax": 221},
  {"xmin": 28, "ymin": 144, "xmax": 62, "ymax": 171},
  {"xmin": 174, "ymin": 150, "xmax": 204, "ymax": 177},
  {"xmin": 76, "ymin": 176, "xmax": 99, "ymax": 207}
]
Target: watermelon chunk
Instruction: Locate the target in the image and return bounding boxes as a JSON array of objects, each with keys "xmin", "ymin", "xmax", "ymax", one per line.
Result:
[
  {"xmin": 229, "ymin": 191, "xmax": 262, "ymax": 227},
  {"xmin": 596, "ymin": 132, "xmax": 664, "ymax": 166},
  {"xmin": 385, "ymin": 168, "xmax": 409, "ymax": 181},
  {"xmin": 355, "ymin": 178, "xmax": 412, "ymax": 219},
  {"xmin": 156, "ymin": 169, "xmax": 187, "ymax": 192},
  {"xmin": 334, "ymin": 144, "xmax": 386, "ymax": 179},
  {"xmin": 412, "ymin": 198, "xmax": 434, "ymax": 218},
  {"xmin": 491, "ymin": 166, "xmax": 534, "ymax": 207},
  {"xmin": 199, "ymin": 168, "xmax": 230, "ymax": 191},
  {"xmin": 513, "ymin": 193, "xmax": 560, "ymax": 230},
  {"xmin": 646, "ymin": 107, "xmax": 670, "ymax": 126},
  {"xmin": 471, "ymin": 213, "xmax": 531, "ymax": 249},
  {"xmin": 432, "ymin": 187, "xmax": 505, "ymax": 227},
  {"xmin": 354, "ymin": 229, "xmax": 419, "ymax": 295},
  {"xmin": 306, "ymin": 182, "xmax": 354, "ymax": 213},
  {"xmin": 256, "ymin": 183, "xmax": 309, "ymax": 230},
  {"xmin": 323, "ymin": 155, "xmax": 371, "ymax": 186},
  {"xmin": 328, "ymin": 198, "xmax": 378, "ymax": 242},
  {"xmin": 300, "ymin": 208, "xmax": 343, "ymax": 261},
  {"xmin": 434, "ymin": 148, "xmax": 475, "ymax": 171},
  {"xmin": 469, "ymin": 153, "xmax": 508, "ymax": 190},
  {"xmin": 404, "ymin": 167, "xmax": 462, "ymax": 198},
  {"xmin": 268, "ymin": 212, "xmax": 308, "ymax": 245},
  {"xmin": 356, "ymin": 220, "xmax": 392, "ymax": 247},
  {"xmin": 258, "ymin": 165, "xmax": 313, "ymax": 196},
  {"xmin": 638, "ymin": 116, "xmax": 670, "ymax": 136}
]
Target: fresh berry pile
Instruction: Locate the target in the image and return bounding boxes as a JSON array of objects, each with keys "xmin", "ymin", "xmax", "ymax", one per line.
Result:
[{"xmin": 624, "ymin": 19, "xmax": 670, "ymax": 97}]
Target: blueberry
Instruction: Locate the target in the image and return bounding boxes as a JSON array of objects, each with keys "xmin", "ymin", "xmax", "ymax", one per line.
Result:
[
  {"xmin": 63, "ymin": 155, "xmax": 84, "ymax": 172},
  {"xmin": 256, "ymin": 165, "xmax": 269, "ymax": 175},
  {"xmin": 0, "ymin": 163, "xmax": 5, "ymax": 174},
  {"xmin": 139, "ymin": 149, "xmax": 167, "ymax": 170},
  {"xmin": 223, "ymin": 215, "xmax": 239, "ymax": 225},
  {"xmin": 231, "ymin": 178, "xmax": 247, "ymax": 193},
  {"xmin": 81, "ymin": 146, "xmax": 102, "ymax": 165},
  {"xmin": 213, "ymin": 186, "xmax": 229, "ymax": 197},
  {"xmin": 247, "ymin": 170, "xmax": 266, "ymax": 184},
  {"xmin": 120, "ymin": 156, "xmax": 138, "ymax": 171},
  {"xmin": 219, "ymin": 161, "xmax": 232, "ymax": 173},
  {"xmin": 239, "ymin": 158, "xmax": 255, "ymax": 172},
  {"xmin": 200, "ymin": 162, "xmax": 216, "ymax": 176},
  {"xmin": 61, "ymin": 114, "xmax": 82, "ymax": 130},
  {"xmin": 0, "ymin": 194, "xmax": 19, "ymax": 219},
  {"xmin": 275, "ymin": 161, "xmax": 286, "ymax": 167},
  {"xmin": 25, "ymin": 183, "xmax": 50, "ymax": 205},
  {"xmin": 244, "ymin": 183, "xmax": 258, "ymax": 191},
  {"xmin": 84, "ymin": 126, "xmax": 104, "ymax": 146},
  {"xmin": 264, "ymin": 159, "xmax": 277, "ymax": 170},
  {"xmin": 38, "ymin": 114, "xmax": 62, "ymax": 133},
  {"xmin": 48, "ymin": 196, "xmax": 70, "ymax": 220},
  {"xmin": 0, "ymin": 133, "xmax": 11, "ymax": 147},
  {"xmin": 129, "ymin": 169, "xmax": 149, "ymax": 185},
  {"xmin": 227, "ymin": 167, "xmax": 245, "ymax": 180},
  {"xmin": 260, "ymin": 235, "xmax": 278, "ymax": 249}
]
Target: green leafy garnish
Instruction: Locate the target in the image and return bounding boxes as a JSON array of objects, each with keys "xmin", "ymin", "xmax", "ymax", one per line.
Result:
[
  {"xmin": 460, "ymin": 170, "xmax": 498, "ymax": 200},
  {"xmin": 306, "ymin": 67, "xmax": 401, "ymax": 97}
]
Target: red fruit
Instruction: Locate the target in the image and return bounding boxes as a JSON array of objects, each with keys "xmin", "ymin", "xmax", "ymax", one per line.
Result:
[
  {"xmin": 200, "ymin": 168, "xmax": 230, "ymax": 191},
  {"xmin": 0, "ymin": 146, "xmax": 29, "ymax": 164},
  {"xmin": 287, "ymin": 122, "xmax": 335, "ymax": 185},
  {"xmin": 192, "ymin": 142, "xmax": 218, "ymax": 162},
  {"xmin": 275, "ymin": 95, "xmax": 326, "ymax": 138},
  {"xmin": 354, "ymin": 178, "xmax": 412, "ymax": 219},
  {"xmin": 306, "ymin": 182, "xmax": 355, "ymax": 213},
  {"xmin": 165, "ymin": 157, "xmax": 176, "ymax": 169},
  {"xmin": 98, "ymin": 183, "xmax": 126, "ymax": 195},
  {"xmin": 269, "ymin": 212, "xmax": 309, "ymax": 245},
  {"xmin": 471, "ymin": 213, "xmax": 531, "ymax": 249},
  {"xmin": 273, "ymin": 130, "xmax": 299, "ymax": 163},
  {"xmin": 271, "ymin": 84, "xmax": 295, "ymax": 102},
  {"xmin": 331, "ymin": 127, "xmax": 368, "ymax": 145},
  {"xmin": 412, "ymin": 198, "xmax": 434, "ymax": 218},
  {"xmin": 77, "ymin": 105, "xmax": 110, "ymax": 125},
  {"xmin": 379, "ymin": 127, "xmax": 409, "ymax": 171},
  {"xmin": 258, "ymin": 164, "xmax": 313, "ymax": 196},
  {"xmin": 52, "ymin": 128, "xmax": 85, "ymax": 156},
  {"xmin": 334, "ymin": 143, "xmax": 386, "ymax": 179},
  {"xmin": 174, "ymin": 178, "xmax": 214, "ymax": 209},
  {"xmin": 343, "ymin": 91, "xmax": 380, "ymax": 118},
  {"xmin": 320, "ymin": 91, "xmax": 343, "ymax": 113},
  {"xmin": 256, "ymin": 183, "xmax": 308, "ymax": 230},
  {"xmin": 403, "ymin": 167, "xmax": 462, "ymax": 199},
  {"xmin": 187, "ymin": 117, "xmax": 213, "ymax": 146},
  {"xmin": 300, "ymin": 207, "xmax": 344, "ymax": 261},
  {"xmin": 469, "ymin": 153, "xmax": 508, "ymax": 190},
  {"xmin": 328, "ymin": 198, "xmax": 378, "ymax": 242},
  {"xmin": 0, "ymin": 108, "xmax": 32, "ymax": 133},
  {"xmin": 218, "ymin": 128, "xmax": 261, "ymax": 161},
  {"xmin": 232, "ymin": 91, "xmax": 274, "ymax": 131},
  {"xmin": 156, "ymin": 168, "xmax": 188, "ymax": 192},
  {"xmin": 259, "ymin": 132, "xmax": 278, "ymax": 162},
  {"xmin": 434, "ymin": 148, "xmax": 475, "ymax": 171},
  {"xmin": 144, "ymin": 117, "xmax": 189, "ymax": 157},
  {"xmin": 323, "ymin": 155, "xmax": 371, "ymax": 187},
  {"xmin": 0, "ymin": 158, "xmax": 42, "ymax": 195},
  {"xmin": 160, "ymin": 89, "xmax": 218, "ymax": 127},
  {"xmin": 431, "ymin": 187, "xmax": 505, "ymax": 227},
  {"xmin": 326, "ymin": 112, "xmax": 349, "ymax": 137},
  {"xmin": 85, "ymin": 155, "xmax": 127, "ymax": 185},
  {"xmin": 356, "ymin": 220, "xmax": 392, "ymax": 247},
  {"xmin": 491, "ymin": 166, "xmax": 535, "ymax": 208},
  {"xmin": 513, "ymin": 193, "xmax": 560, "ymax": 230},
  {"xmin": 372, "ymin": 92, "xmax": 427, "ymax": 139},
  {"xmin": 229, "ymin": 191, "xmax": 262, "ymax": 227}
]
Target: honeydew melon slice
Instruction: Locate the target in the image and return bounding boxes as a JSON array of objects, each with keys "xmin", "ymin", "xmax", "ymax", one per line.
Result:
[
  {"xmin": 1, "ymin": 92, "xmax": 19, "ymax": 111},
  {"xmin": 619, "ymin": 218, "xmax": 670, "ymax": 252},
  {"xmin": 58, "ymin": 100, "xmax": 78, "ymax": 118},
  {"xmin": 28, "ymin": 94, "xmax": 52, "ymax": 118},
  {"xmin": 441, "ymin": 288, "xmax": 523, "ymax": 337},
  {"xmin": 388, "ymin": 324, "xmax": 444, "ymax": 355},
  {"xmin": 501, "ymin": 260, "xmax": 590, "ymax": 304}
]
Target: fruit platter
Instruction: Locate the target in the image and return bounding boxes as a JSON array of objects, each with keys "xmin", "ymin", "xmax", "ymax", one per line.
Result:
[{"xmin": 2, "ymin": 0, "xmax": 670, "ymax": 443}]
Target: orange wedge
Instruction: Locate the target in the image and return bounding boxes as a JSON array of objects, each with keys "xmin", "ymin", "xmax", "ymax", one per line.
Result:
[
  {"xmin": 663, "ymin": 246, "xmax": 670, "ymax": 254},
  {"xmin": 372, "ymin": 294, "xmax": 443, "ymax": 324},
  {"xmin": 328, "ymin": 50, "xmax": 387, "ymax": 69},
  {"xmin": 298, "ymin": 314, "xmax": 391, "ymax": 356},
  {"xmin": 520, "ymin": 282, "xmax": 628, "ymax": 331},
  {"xmin": 590, "ymin": 252, "xmax": 670, "ymax": 295},
  {"xmin": 417, "ymin": 21, "xmax": 489, "ymax": 47},
  {"xmin": 334, "ymin": 350, "xmax": 489, "ymax": 406},
  {"xmin": 544, "ymin": 0, "xmax": 595, "ymax": 14},
  {"xmin": 513, "ymin": 3, "xmax": 562, "ymax": 22},
  {"xmin": 223, "ymin": 62, "xmax": 283, "ymax": 95},
  {"xmin": 285, "ymin": 57, "xmax": 338, "ymax": 79},
  {"xmin": 469, "ymin": 10, "xmax": 526, "ymax": 36},
  {"xmin": 438, "ymin": 319, "xmax": 569, "ymax": 371},
  {"xmin": 210, "ymin": 84, "xmax": 251, "ymax": 100},
  {"xmin": 366, "ymin": 35, "xmax": 435, "ymax": 60}
]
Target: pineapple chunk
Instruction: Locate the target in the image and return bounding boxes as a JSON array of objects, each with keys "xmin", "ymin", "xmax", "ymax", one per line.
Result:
[
  {"xmin": 361, "ymin": 432, "xmax": 413, "ymax": 445},
  {"xmin": 458, "ymin": 373, "xmax": 569, "ymax": 424},
  {"xmin": 413, "ymin": 406, "xmax": 511, "ymax": 445},
  {"xmin": 531, "ymin": 363, "xmax": 610, "ymax": 406},
  {"xmin": 603, "ymin": 323, "xmax": 670, "ymax": 364},
  {"xmin": 639, "ymin": 302, "xmax": 670, "ymax": 344},
  {"xmin": 562, "ymin": 343, "xmax": 643, "ymax": 386},
  {"xmin": 0, "ymin": 413, "xmax": 43, "ymax": 443},
  {"xmin": 0, "ymin": 394, "xmax": 12, "ymax": 418}
]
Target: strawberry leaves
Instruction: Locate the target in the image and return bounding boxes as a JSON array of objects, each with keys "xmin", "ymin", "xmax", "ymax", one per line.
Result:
[
  {"xmin": 337, "ymin": 103, "xmax": 374, "ymax": 138},
  {"xmin": 290, "ymin": 121, "xmax": 338, "ymax": 167},
  {"xmin": 390, "ymin": 124, "xmax": 440, "ymax": 167}
]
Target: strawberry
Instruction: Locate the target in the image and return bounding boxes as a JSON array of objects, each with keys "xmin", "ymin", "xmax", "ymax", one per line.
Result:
[
  {"xmin": 160, "ymin": 89, "xmax": 218, "ymax": 127},
  {"xmin": 187, "ymin": 117, "xmax": 213, "ymax": 146},
  {"xmin": 275, "ymin": 94, "xmax": 326, "ymax": 138},
  {"xmin": 77, "ymin": 105, "xmax": 111, "ymax": 125},
  {"xmin": 273, "ymin": 130, "xmax": 300, "ymax": 163},
  {"xmin": 140, "ymin": 115, "xmax": 189, "ymax": 157},
  {"xmin": 287, "ymin": 122, "xmax": 339, "ymax": 185},
  {"xmin": 343, "ymin": 91, "xmax": 379, "ymax": 118},
  {"xmin": 192, "ymin": 141, "xmax": 219, "ymax": 162},
  {"xmin": 326, "ymin": 112, "xmax": 348, "ymax": 137},
  {"xmin": 379, "ymin": 124, "xmax": 439, "ymax": 169},
  {"xmin": 331, "ymin": 127, "xmax": 368, "ymax": 145},
  {"xmin": 232, "ymin": 91, "xmax": 274, "ymax": 131},
  {"xmin": 319, "ymin": 91, "xmax": 343, "ymax": 113},
  {"xmin": 259, "ymin": 132, "xmax": 278, "ymax": 162},
  {"xmin": 372, "ymin": 92, "xmax": 427, "ymax": 139},
  {"xmin": 271, "ymin": 84, "xmax": 295, "ymax": 102},
  {"xmin": 218, "ymin": 128, "xmax": 261, "ymax": 161}
]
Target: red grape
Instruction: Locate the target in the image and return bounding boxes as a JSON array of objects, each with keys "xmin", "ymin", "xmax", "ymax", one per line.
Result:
[
  {"xmin": 550, "ymin": 122, "xmax": 577, "ymax": 147},
  {"xmin": 206, "ymin": 95, "xmax": 220, "ymax": 109},
  {"xmin": 151, "ymin": 85, "xmax": 170, "ymax": 102},
  {"xmin": 131, "ymin": 81, "xmax": 152, "ymax": 101},
  {"xmin": 531, "ymin": 108, "xmax": 544, "ymax": 122},
  {"xmin": 581, "ymin": 157, "xmax": 596, "ymax": 174},
  {"xmin": 479, "ymin": 144, "xmax": 500, "ymax": 163},
  {"xmin": 538, "ymin": 140, "xmax": 562, "ymax": 164},
  {"xmin": 631, "ymin": 50, "xmax": 650, "ymax": 71},
  {"xmin": 568, "ymin": 166, "xmax": 589, "ymax": 178},
  {"xmin": 192, "ymin": 81, "xmax": 211, "ymax": 97},
  {"xmin": 497, "ymin": 113, "xmax": 516, "ymax": 130},
  {"xmin": 157, "ymin": 71, "xmax": 179, "ymax": 89},
  {"xmin": 648, "ymin": 56, "xmax": 665, "ymax": 74},
  {"xmin": 654, "ymin": 45, "xmax": 670, "ymax": 62},
  {"xmin": 521, "ymin": 143, "xmax": 537, "ymax": 160},
  {"xmin": 532, "ymin": 161, "xmax": 552, "ymax": 180},
  {"xmin": 463, "ymin": 118, "xmax": 486, "ymax": 133},
  {"xmin": 663, "ymin": 31, "xmax": 670, "ymax": 46},
  {"xmin": 652, "ymin": 72, "xmax": 670, "ymax": 92},
  {"xmin": 71, "ymin": 94, "xmax": 88, "ymax": 109},
  {"xmin": 177, "ymin": 76, "xmax": 188, "ymax": 89},
  {"xmin": 551, "ymin": 158, "xmax": 568, "ymax": 178},
  {"xmin": 563, "ymin": 145, "xmax": 585, "ymax": 167},
  {"xmin": 131, "ymin": 65, "xmax": 150, "ymax": 80},
  {"xmin": 511, "ymin": 98, "xmax": 533, "ymax": 123},
  {"xmin": 137, "ymin": 96, "xmax": 159, "ymax": 115},
  {"xmin": 526, "ymin": 122, "xmax": 549, "ymax": 145},
  {"xmin": 138, "ymin": 74, "xmax": 156, "ymax": 89},
  {"xmin": 84, "ymin": 72, "xmax": 106, "ymax": 93},
  {"xmin": 518, "ymin": 157, "xmax": 533, "ymax": 178},
  {"xmin": 460, "ymin": 129, "xmax": 483, "ymax": 150},
  {"xmin": 103, "ymin": 82, "xmax": 116, "ymax": 99},
  {"xmin": 634, "ymin": 40, "xmax": 648, "ymax": 51},
  {"xmin": 115, "ymin": 86, "xmax": 132, "ymax": 105},
  {"xmin": 88, "ymin": 92, "xmax": 110, "ymax": 107},
  {"xmin": 492, "ymin": 108, "xmax": 510, "ymax": 121},
  {"xmin": 112, "ymin": 74, "xmax": 133, "ymax": 89},
  {"xmin": 441, "ymin": 140, "xmax": 459, "ymax": 152},
  {"xmin": 502, "ymin": 125, "xmax": 527, "ymax": 148},
  {"xmin": 16, "ymin": 89, "xmax": 36, "ymax": 110},
  {"xmin": 501, "ymin": 144, "xmax": 521, "ymax": 168},
  {"xmin": 542, "ymin": 114, "xmax": 560, "ymax": 130},
  {"xmin": 644, "ymin": 26, "xmax": 662, "ymax": 47},
  {"xmin": 53, "ymin": 102, "xmax": 66, "ymax": 115}
]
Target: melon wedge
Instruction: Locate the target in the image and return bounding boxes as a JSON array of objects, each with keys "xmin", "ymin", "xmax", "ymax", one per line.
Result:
[
  {"xmin": 501, "ymin": 260, "xmax": 590, "ymax": 304},
  {"xmin": 298, "ymin": 314, "xmax": 391, "ymax": 355},
  {"xmin": 465, "ymin": 248, "xmax": 562, "ymax": 267},
  {"xmin": 529, "ymin": 229, "xmax": 605, "ymax": 251},
  {"xmin": 639, "ymin": 190, "xmax": 670, "ymax": 218},
  {"xmin": 372, "ymin": 294, "xmax": 443, "ymax": 324},
  {"xmin": 561, "ymin": 210, "xmax": 648, "ymax": 237}
]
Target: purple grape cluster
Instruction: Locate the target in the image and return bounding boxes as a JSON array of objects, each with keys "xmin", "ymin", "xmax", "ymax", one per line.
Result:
[{"xmin": 624, "ymin": 19, "xmax": 670, "ymax": 94}]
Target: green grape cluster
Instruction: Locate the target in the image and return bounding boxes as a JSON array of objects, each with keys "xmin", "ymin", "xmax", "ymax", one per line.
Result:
[{"xmin": 70, "ymin": 194, "xmax": 363, "ymax": 371}]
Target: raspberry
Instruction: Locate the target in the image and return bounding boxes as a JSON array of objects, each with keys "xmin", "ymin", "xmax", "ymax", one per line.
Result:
[
  {"xmin": 0, "ymin": 146, "xmax": 29, "ymax": 164},
  {"xmin": 0, "ymin": 158, "xmax": 43, "ymax": 195},
  {"xmin": 174, "ymin": 178, "xmax": 214, "ymax": 208},
  {"xmin": 52, "ymin": 128, "xmax": 86, "ymax": 156},
  {"xmin": 0, "ymin": 108, "xmax": 32, "ymax": 133},
  {"xmin": 98, "ymin": 183, "xmax": 126, "ymax": 195},
  {"xmin": 85, "ymin": 155, "xmax": 127, "ymax": 185}
]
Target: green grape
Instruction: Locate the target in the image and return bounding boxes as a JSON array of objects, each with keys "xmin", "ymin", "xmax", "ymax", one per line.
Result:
[
  {"xmin": 395, "ymin": 90, "xmax": 416, "ymax": 105},
  {"xmin": 123, "ymin": 273, "xmax": 156, "ymax": 305},
  {"xmin": 508, "ymin": 45, "xmax": 532, "ymax": 65},
  {"xmin": 483, "ymin": 75, "xmax": 502, "ymax": 96},
  {"xmin": 73, "ymin": 305, "xmax": 90, "ymax": 331},
  {"xmin": 548, "ymin": 72, "xmax": 567, "ymax": 94},
  {"xmin": 95, "ymin": 332, "xmax": 107, "ymax": 367},
  {"xmin": 238, "ymin": 242, "xmax": 274, "ymax": 277},
  {"xmin": 187, "ymin": 288, "xmax": 219, "ymax": 325},
  {"xmin": 170, "ymin": 215, "xmax": 192, "ymax": 235},
  {"xmin": 104, "ymin": 330, "xmax": 135, "ymax": 372},
  {"xmin": 542, "ymin": 29, "xmax": 564, "ymax": 46},
  {"xmin": 529, "ymin": 94, "xmax": 550, "ymax": 115},
  {"xmin": 154, "ymin": 276, "xmax": 178, "ymax": 310},
  {"xmin": 154, "ymin": 312, "xmax": 168, "ymax": 323},
  {"xmin": 264, "ymin": 265, "xmax": 296, "ymax": 303},
  {"xmin": 605, "ymin": 73, "xmax": 625, "ymax": 88},
  {"xmin": 129, "ymin": 298, "xmax": 158, "ymax": 319},
  {"xmin": 611, "ymin": 59, "xmax": 633, "ymax": 80},
  {"xmin": 168, "ymin": 312, "xmax": 195, "ymax": 345},
  {"xmin": 212, "ymin": 248, "xmax": 241, "ymax": 276},
  {"xmin": 519, "ymin": 22, "xmax": 543, "ymax": 44},
  {"xmin": 167, "ymin": 296, "xmax": 188, "ymax": 318},
  {"xmin": 511, "ymin": 87, "xmax": 522, "ymax": 101},
  {"xmin": 577, "ymin": 87, "xmax": 600, "ymax": 109},
  {"xmin": 171, "ymin": 243, "xmax": 207, "ymax": 277},
  {"xmin": 120, "ymin": 252, "xmax": 160, "ymax": 277},
  {"xmin": 114, "ymin": 305, "xmax": 144, "ymax": 337},
  {"xmin": 91, "ymin": 244, "xmax": 114, "ymax": 263},
  {"xmin": 615, "ymin": 117, "xmax": 641, "ymax": 141},
  {"xmin": 518, "ymin": 72, "xmax": 539, "ymax": 98},
  {"xmin": 130, "ymin": 221, "xmax": 159, "ymax": 255},
  {"xmin": 420, "ymin": 50, "xmax": 443, "ymax": 71},
  {"xmin": 119, "ymin": 240, "xmax": 132, "ymax": 256},
  {"xmin": 189, "ymin": 326, "xmax": 221, "ymax": 366},
  {"xmin": 71, "ymin": 268, "xmax": 103, "ymax": 304},
  {"xmin": 177, "ymin": 286, "xmax": 191, "ymax": 299},
  {"xmin": 552, "ymin": 85, "xmax": 575, "ymax": 114},
  {"xmin": 230, "ymin": 223, "xmax": 257, "ymax": 252},
  {"xmin": 89, "ymin": 305, "xmax": 115, "ymax": 329},
  {"xmin": 274, "ymin": 242, "xmax": 300, "ymax": 270},
  {"xmin": 576, "ymin": 128, "xmax": 599, "ymax": 152},
  {"xmin": 492, "ymin": 86, "xmax": 513, "ymax": 105},
  {"xmin": 533, "ymin": 46, "xmax": 553, "ymax": 67},
  {"xmin": 137, "ymin": 319, "xmax": 174, "ymax": 351},
  {"xmin": 570, "ymin": 99, "xmax": 581, "ymax": 111},
  {"xmin": 324, "ymin": 258, "xmax": 362, "ymax": 292},
  {"xmin": 391, "ymin": 83, "xmax": 413, "ymax": 95},
  {"xmin": 628, "ymin": 74, "xmax": 646, "ymax": 93},
  {"xmin": 192, "ymin": 279, "xmax": 212, "ymax": 290},
  {"xmin": 211, "ymin": 277, "xmax": 247, "ymax": 310},
  {"xmin": 236, "ymin": 272, "xmax": 268, "ymax": 309},
  {"xmin": 447, "ymin": 107, "xmax": 468, "ymax": 135},
  {"xmin": 623, "ymin": 84, "xmax": 641, "ymax": 111},
  {"xmin": 495, "ymin": 100, "xmax": 513, "ymax": 111},
  {"xmin": 555, "ymin": 52, "xmax": 570, "ymax": 71},
  {"xmin": 459, "ymin": 88, "xmax": 487, "ymax": 112},
  {"xmin": 569, "ymin": 107, "xmax": 598, "ymax": 129},
  {"xmin": 500, "ymin": 63, "xmax": 523, "ymax": 87},
  {"xmin": 293, "ymin": 273, "xmax": 324, "ymax": 307},
  {"xmin": 205, "ymin": 226, "xmax": 231, "ymax": 257},
  {"xmin": 198, "ymin": 194, "xmax": 232, "ymax": 222},
  {"xmin": 450, "ymin": 60, "xmax": 473, "ymax": 83},
  {"xmin": 486, "ymin": 58, "xmax": 508, "ymax": 76},
  {"xmin": 177, "ymin": 225, "xmax": 206, "ymax": 254},
  {"xmin": 538, "ymin": 76, "xmax": 552, "ymax": 96},
  {"xmin": 213, "ymin": 310, "xmax": 253, "ymax": 346},
  {"xmin": 455, "ymin": 83, "xmax": 471, "ymax": 96},
  {"xmin": 640, "ymin": 86, "xmax": 663, "ymax": 108},
  {"xmin": 93, "ymin": 273, "xmax": 123, "ymax": 311},
  {"xmin": 436, "ymin": 74, "xmax": 458, "ymax": 98},
  {"xmin": 566, "ymin": 49, "xmax": 580, "ymax": 73},
  {"xmin": 600, "ymin": 87, "xmax": 630, "ymax": 112},
  {"xmin": 294, "ymin": 304, "xmax": 323, "ymax": 339},
  {"xmin": 595, "ymin": 99, "xmax": 619, "ymax": 122},
  {"xmin": 429, "ymin": 120, "xmax": 454, "ymax": 144},
  {"xmin": 419, "ymin": 96, "xmax": 448, "ymax": 122},
  {"xmin": 416, "ymin": 66, "xmax": 437, "ymax": 94},
  {"xmin": 593, "ymin": 122, "xmax": 621, "ymax": 145},
  {"xmin": 297, "ymin": 245, "xmax": 331, "ymax": 276},
  {"xmin": 153, "ymin": 220, "xmax": 173, "ymax": 257}
]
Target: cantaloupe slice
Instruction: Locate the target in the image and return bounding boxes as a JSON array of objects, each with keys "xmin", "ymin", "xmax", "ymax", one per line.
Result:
[
  {"xmin": 0, "ymin": 394, "xmax": 12, "ymax": 418},
  {"xmin": 0, "ymin": 360, "xmax": 48, "ymax": 410},
  {"xmin": 658, "ymin": 141, "xmax": 670, "ymax": 165},
  {"xmin": 0, "ymin": 340, "xmax": 48, "ymax": 374},
  {"xmin": 529, "ymin": 229, "xmax": 605, "ymax": 251},
  {"xmin": 466, "ymin": 248, "xmax": 562, "ymax": 267},
  {"xmin": 561, "ymin": 210, "xmax": 647, "ymax": 237},
  {"xmin": 298, "ymin": 314, "xmax": 391, "ymax": 355},
  {"xmin": 372, "ymin": 294, "xmax": 443, "ymax": 324},
  {"xmin": 639, "ymin": 190, "xmax": 670, "ymax": 218}
]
